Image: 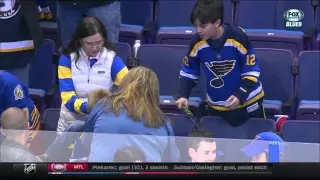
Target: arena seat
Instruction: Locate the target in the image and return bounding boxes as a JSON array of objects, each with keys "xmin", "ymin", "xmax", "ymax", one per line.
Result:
[
  {"xmin": 29, "ymin": 39, "xmax": 56, "ymax": 114},
  {"xmin": 296, "ymin": 51, "xmax": 320, "ymax": 120},
  {"xmin": 165, "ymin": 113, "xmax": 196, "ymax": 137},
  {"xmin": 316, "ymin": 33, "xmax": 320, "ymax": 50},
  {"xmin": 155, "ymin": 0, "xmax": 233, "ymax": 45},
  {"xmin": 282, "ymin": 120, "xmax": 320, "ymax": 143},
  {"xmin": 199, "ymin": 116, "xmax": 276, "ymax": 139},
  {"xmin": 236, "ymin": 1, "xmax": 306, "ymax": 57},
  {"xmin": 281, "ymin": 120, "xmax": 320, "ymax": 162},
  {"xmin": 114, "ymin": 42, "xmax": 132, "ymax": 66},
  {"xmin": 255, "ymin": 49, "xmax": 295, "ymax": 118},
  {"xmin": 120, "ymin": 1, "xmax": 153, "ymax": 46}
]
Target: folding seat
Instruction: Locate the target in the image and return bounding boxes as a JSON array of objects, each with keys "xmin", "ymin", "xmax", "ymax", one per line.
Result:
[
  {"xmin": 255, "ymin": 49, "xmax": 295, "ymax": 119},
  {"xmin": 39, "ymin": 22, "xmax": 59, "ymax": 49},
  {"xmin": 114, "ymin": 42, "xmax": 131, "ymax": 66},
  {"xmin": 165, "ymin": 113, "xmax": 197, "ymax": 137},
  {"xmin": 316, "ymin": 33, "xmax": 320, "ymax": 50},
  {"xmin": 155, "ymin": 0, "xmax": 233, "ymax": 45},
  {"xmin": 29, "ymin": 39, "xmax": 56, "ymax": 114},
  {"xmin": 138, "ymin": 44, "xmax": 205, "ymax": 115},
  {"xmin": 199, "ymin": 116, "xmax": 276, "ymax": 139},
  {"xmin": 281, "ymin": 121, "xmax": 320, "ymax": 162},
  {"xmin": 276, "ymin": 0, "xmax": 317, "ymax": 51},
  {"xmin": 235, "ymin": 1, "xmax": 305, "ymax": 57},
  {"xmin": 120, "ymin": 1, "xmax": 153, "ymax": 46},
  {"xmin": 296, "ymin": 51, "xmax": 320, "ymax": 120}
]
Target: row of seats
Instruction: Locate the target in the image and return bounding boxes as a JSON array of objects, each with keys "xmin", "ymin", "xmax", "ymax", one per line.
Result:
[
  {"xmin": 28, "ymin": 39, "xmax": 320, "ymax": 121},
  {"xmin": 41, "ymin": 108, "xmax": 320, "ymax": 144},
  {"xmin": 40, "ymin": 0, "xmax": 320, "ymax": 56}
]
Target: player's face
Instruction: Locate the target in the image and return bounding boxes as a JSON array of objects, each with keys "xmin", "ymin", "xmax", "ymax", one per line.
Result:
[
  {"xmin": 81, "ymin": 33, "xmax": 104, "ymax": 57},
  {"xmin": 194, "ymin": 19, "xmax": 221, "ymax": 40},
  {"xmin": 251, "ymin": 152, "xmax": 268, "ymax": 163},
  {"xmin": 189, "ymin": 141, "xmax": 217, "ymax": 162}
]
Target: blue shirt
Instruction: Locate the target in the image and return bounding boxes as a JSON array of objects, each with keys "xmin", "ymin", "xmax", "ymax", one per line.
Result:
[
  {"xmin": 180, "ymin": 24, "xmax": 264, "ymax": 111},
  {"xmin": 71, "ymin": 100, "xmax": 180, "ymax": 162}
]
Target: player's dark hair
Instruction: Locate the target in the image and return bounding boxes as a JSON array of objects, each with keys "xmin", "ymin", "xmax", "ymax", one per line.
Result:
[
  {"xmin": 190, "ymin": 0, "xmax": 224, "ymax": 26},
  {"xmin": 62, "ymin": 16, "xmax": 116, "ymax": 69},
  {"xmin": 187, "ymin": 129, "xmax": 215, "ymax": 150},
  {"xmin": 113, "ymin": 146, "xmax": 146, "ymax": 162}
]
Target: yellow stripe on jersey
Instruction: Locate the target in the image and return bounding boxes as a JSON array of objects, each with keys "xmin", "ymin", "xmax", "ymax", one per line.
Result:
[
  {"xmin": 114, "ymin": 67, "xmax": 129, "ymax": 86},
  {"xmin": 225, "ymin": 39, "xmax": 248, "ymax": 55},
  {"xmin": 242, "ymin": 76, "xmax": 258, "ymax": 83},
  {"xmin": 208, "ymin": 90, "xmax": 264, "ymax": 111},
  {"xmin": 189, "ymin": 40, "xmax": 208, "ymax": 57},
  {"xmin": 58, "ymin": 66, "xmax": 72, "ymax": 79}
]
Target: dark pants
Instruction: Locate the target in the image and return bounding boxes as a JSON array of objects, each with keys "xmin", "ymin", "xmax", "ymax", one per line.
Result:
[
  {"xmin": 208, "ymin": 99, "xmax": 266, "ymax": 127},
  {"xmin": 45, "ymin": 120, "xmax": 85, "ymax": 162}
]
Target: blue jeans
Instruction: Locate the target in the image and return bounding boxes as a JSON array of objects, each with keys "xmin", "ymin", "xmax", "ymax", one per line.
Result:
[
  {"xmin": 57, "ymin": 1, "xmax": 121, "ymax": 43},
  {"xmin": 45, "ymin": 120, "xmax": 85, "ymax": 162}
]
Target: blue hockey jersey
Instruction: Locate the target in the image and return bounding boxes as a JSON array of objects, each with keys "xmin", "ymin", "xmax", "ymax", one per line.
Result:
[
  {"xmin": 179, "ymin": 24, "xmax": 264, "ymax": 111},
  {"xmin": 0, "ymin": 71, "xmax": 41, "ymax": 137}
]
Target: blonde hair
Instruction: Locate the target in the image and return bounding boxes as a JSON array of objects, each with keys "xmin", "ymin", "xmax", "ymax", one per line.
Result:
[
  {"xmin": 104, "ymin": 66, "xmax": 168, "ymax": 128},
  {"xmin": 88, "ymin": 89, "xmax": 112, "ymax": 112}
]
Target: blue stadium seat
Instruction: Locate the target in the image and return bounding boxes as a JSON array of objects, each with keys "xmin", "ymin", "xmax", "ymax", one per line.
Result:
[
  {"xmin": 296, "ymin": 51, "xmax": 320, "ymax": 120},
  {"xmin": 199, "ymin": 116, "xmax": 276, "ymax": 139},
  {"xmin": 115, "ymin": 42, "xmax": 132, "ymax": 66},
  {"xmin": 316, "ymin": 33, "xmax": 320, "ymax": 50},
  {"xmin": 42, "ymin": 108, "xmax": 60, "ymax": 131},
  {"xmin": 39, "ymin": 22, "xmax": 59, "ymax": 49},
  {"xmin": 120, "ymin": 1, "xmax": 153, "ymax": 46},
  {"xmin": 155, "ymin": 0, "xmax": 233, "ymax": 45},
  {"xmin": 236, "ymin": 1, "xmax": 305, "ymax": 57},
  {"xmin": 281, "ymin": 120, "xmax": 320, "ymax": 162},
  {"xmin": 138, "ymin": 44, "xmax": 203, "ymax": 97},
  {"xmin": 29, "ymin": 39, "xmax": 56, "ymax": 114},
  {"xmin": 165, "ymin": 113, "xmax": 196, "ymax": 137},
  {"xmin": 255, "ymin": 49, "xmax": 294, "ymax": 118},
  {"xmin": 281, "ymin": 121, "xmax": 320, "ymax": 143}
]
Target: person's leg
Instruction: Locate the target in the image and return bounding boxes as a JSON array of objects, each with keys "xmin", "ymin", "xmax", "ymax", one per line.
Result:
[
  {"xmin": 44, "ymin": 120, "xmax": 85, "ymax": 162},
  {"xmin": 86, "ymin": 1, "xmax": 121, "ymax": 43},
  {"xmin": 57, "ymin": 2, "xmax": 84, "ymax": 44},
  {"xmin": 6, "ymin": 63, "xmax": 30, "ymax": 87}
]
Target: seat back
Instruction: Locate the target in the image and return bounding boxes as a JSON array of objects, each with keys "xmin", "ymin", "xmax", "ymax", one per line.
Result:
[
  {"xmin": 297, "ymin": 51, "xmax": 320, "ymax": 101},
  {"xmin": 121, "ymin": 1, "xmax": 153, "ymax": 26},
  {"xmin": 282, "ymin": 121, "xmax": 320, "ymax": 162},
  {"xmin": 115, "ymin": 42, "xmax": 132, "ymax": 66},
  {"xmin": 236, "ymin": 1, "xmax": 278, "ymax": 29},
  {"xmin": 138, "ymin": 44, "xmax": 202, "ymax": 97},
  {"xmin": 255, "ymin": 48, "xmax": 294, "ymax": 103},
  {"xmin": 42, "ymin": 108, "xmax": 60, "ymax": 131},
  {"xmin": 199, "ymin": 116, "xmax": 276, "ymax": 139},
  {"xmin": 29, "ymin": 39, "xmax": 56, "ymax": 92},
  {"xmin": 277, "ymin": 0, "xmax": 315, "ymax": 32},
  {"xmin": 166, "ymin": 113, "xmax": 196, "ymax": 137}
]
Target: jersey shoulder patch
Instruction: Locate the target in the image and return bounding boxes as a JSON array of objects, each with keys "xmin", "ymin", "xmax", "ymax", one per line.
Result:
[{"xmin": 14, "ymin": 84, "xmax": 24, "ymax": 100}]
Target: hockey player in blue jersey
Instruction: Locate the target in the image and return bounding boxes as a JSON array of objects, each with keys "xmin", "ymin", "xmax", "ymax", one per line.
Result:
[
  {"xmin": 176, "ymin": 0, "xmax": 266, "ymax": 126},
  {"xmin": 0, "ymin": 70, "xmax": 41, "ymax": 144}
]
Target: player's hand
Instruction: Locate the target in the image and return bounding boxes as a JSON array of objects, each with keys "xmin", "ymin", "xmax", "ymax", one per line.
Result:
[
  {"xmin": 176, "ymin": 98, "xmax": 188, "ymax": 109},
  {"xmin": 225, "ymin": 95, "xmax": 240, "ymax": 109}
]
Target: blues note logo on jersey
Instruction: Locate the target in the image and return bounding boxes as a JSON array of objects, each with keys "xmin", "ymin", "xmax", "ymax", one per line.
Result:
[
  {"xmin": 14, "ymin": 84, "xmax": 24, "ymax": 100},
  {"xmin": 205, "ymin": 60, "xmax": 236, "ymax": 88}
]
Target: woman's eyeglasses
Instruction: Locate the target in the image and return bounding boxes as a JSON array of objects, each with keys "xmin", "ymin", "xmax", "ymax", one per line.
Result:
[{"xmin": 82, "ymin": 41, "xmax": 104, "ymax": 48}]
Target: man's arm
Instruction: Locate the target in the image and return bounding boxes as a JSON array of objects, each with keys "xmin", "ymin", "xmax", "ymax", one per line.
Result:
[
  {"xmin": 179, "ymin": 38, "xmax": 203, "ymax": 99},
  {"xmin": 233, "ymin": 31, "xmax": 261, "ymax": 105}
]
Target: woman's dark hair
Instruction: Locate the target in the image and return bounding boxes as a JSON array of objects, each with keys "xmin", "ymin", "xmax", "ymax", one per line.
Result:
[
  {"xmin": 190, "ymin": 0, "xmax": 224, "ymax": 26},
  {"xmin": 62, "ymin": 16, "xmax": 116, "ymax": 66},
  {"xmin": 113, "ymin": 146, "xmax": 146, "ymax": 162}
]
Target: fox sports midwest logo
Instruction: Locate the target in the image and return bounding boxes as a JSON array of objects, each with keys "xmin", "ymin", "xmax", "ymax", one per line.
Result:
[{"xmin": 284, "ymin": 9, "xmax": 304, "ymax": 28}]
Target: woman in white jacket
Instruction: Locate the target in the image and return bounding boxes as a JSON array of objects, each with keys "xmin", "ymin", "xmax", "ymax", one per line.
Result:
[{"xmin": 56, "ymin": 16, "xmax": 128, "ymax": 133}]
